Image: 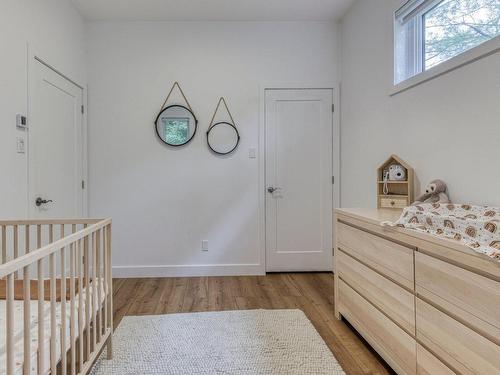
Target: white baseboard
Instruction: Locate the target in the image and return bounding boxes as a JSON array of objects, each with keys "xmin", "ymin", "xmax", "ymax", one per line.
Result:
[{"xmin": 112, "ymin": 263, "xmax": 265, "ymax": 278}]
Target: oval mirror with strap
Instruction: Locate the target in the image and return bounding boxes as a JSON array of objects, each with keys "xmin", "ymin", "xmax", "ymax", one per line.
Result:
[
  {"xmin": 155, "ymin": 82, "xmax": 198, "ymax": 147},
  {"xmin": 207, "ymin": 97, "xmax": 240, "ymax": 155}
]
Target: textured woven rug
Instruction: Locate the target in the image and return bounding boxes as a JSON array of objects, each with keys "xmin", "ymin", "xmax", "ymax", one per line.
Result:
[{"xmin": 91, "ymin": 309, "xmax": 345, "ymax": 374}]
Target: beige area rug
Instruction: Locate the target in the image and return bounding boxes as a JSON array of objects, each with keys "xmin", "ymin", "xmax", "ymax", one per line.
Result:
[{"xmin": 91, "ymin": 309, "xmax": 345, "ymax": 374}]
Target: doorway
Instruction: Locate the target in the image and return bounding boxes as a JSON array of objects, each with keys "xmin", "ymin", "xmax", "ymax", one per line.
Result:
[{"xmin": 264, "ymin": 88, "xmax": 337, "ymax": 272}]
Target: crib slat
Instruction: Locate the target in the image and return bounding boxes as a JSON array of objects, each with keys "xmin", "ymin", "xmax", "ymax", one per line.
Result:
[
  {"xmin": 103, "ymin": 228, "xmax": 108, "ymax": 335},
  {"xmin": 60, "ymin": 226, "xmax": 68, "ymax": 375},
  {"xmin": 24, "ymin": 223, "xmax": 31, "ymax": 372},
  {"xmin": 69, "ymin": 238, "xmax": 76, "ymax": 375},
  {"xmin": 84, "ymin": 233, "xmax": 91, "ymax": 359},
  {"xmin": 37, "ymin": 259, "xmax": 45, "ymax": 375},
  {"xmin": 106, "ymin": 224, "xmax": 113, "ymax": 359},
  {"xmin": 92, "ymin": 232, "xmax": 97, "ymax": 350},
  {"xmin": 96, "ymin": 229, "xmax": 102, "ymax": 342},
  {"xmin": 6, "ymin": 273, "xmax": 15, "ymax": 375},
  {"xmin": 1, "ymin": 225, "xmax": 6, "ymax": 264},
  {"xmin": 77, "ymin": 239, "xmax": 84, "ymax": 371},
  {"xmin": 49, "ymin": 253, "xmax": 57, "ymax": 374},
  {"xmin": 13, "ymin": 225, "xmax": 18, "ymax": 278},
  {"xmin": 23, "ymin": 264, "xmax": 31, "ymax": 374}
]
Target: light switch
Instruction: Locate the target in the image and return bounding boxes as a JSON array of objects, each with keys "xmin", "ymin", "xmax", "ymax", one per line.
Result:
[
  {"xmin": 16, "ymin": 137, "xmax": 25, "ymax": 153},
  {"xmin": 248, "ymin": 148, "xmax": 256, "ymax": 159},
  {"xmin": 16, "ymin": 114, "xmax": 27, "ymax": 129},
  {"xmin": 201, "ymin": 240, "xmax": 209, "ymax": 251}
]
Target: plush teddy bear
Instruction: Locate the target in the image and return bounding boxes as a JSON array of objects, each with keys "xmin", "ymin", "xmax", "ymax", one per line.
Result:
[{"xmin": 412, "ymin": 179, "xmax": 450, "ymax": 205}]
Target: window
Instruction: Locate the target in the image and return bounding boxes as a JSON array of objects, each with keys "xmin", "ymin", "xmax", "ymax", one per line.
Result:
[{"xmin": 394, "ymin": 0, "xmax": 500, "ymax": 85}]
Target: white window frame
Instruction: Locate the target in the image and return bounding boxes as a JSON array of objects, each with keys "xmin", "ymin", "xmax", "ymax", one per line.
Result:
[{"xmin": 392, "ymin": 0, "xmax": 500, "ymax": 95}]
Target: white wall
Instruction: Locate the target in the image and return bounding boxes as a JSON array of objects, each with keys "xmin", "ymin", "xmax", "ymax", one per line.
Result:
[
  {"xmin": 0, "ymin": 0, "xmax": 86, "ymax": 217},
  {"xmin": 86, "ymin": 21, "xmax": 340, "ymax": 276},
  {"xmin": 340, "ymin": 0, "xmax": 500, "ymax": 207}
]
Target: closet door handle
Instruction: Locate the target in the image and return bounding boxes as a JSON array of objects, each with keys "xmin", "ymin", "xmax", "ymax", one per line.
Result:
[{"xmin": 35, "ymin": 197, "xmax": 53, "ymax": 207}]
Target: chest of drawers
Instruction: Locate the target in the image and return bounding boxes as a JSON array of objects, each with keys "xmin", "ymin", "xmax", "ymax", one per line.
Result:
[{"xmin": 334, "ymin": 208, "xmax": 500, "ymax": 375}]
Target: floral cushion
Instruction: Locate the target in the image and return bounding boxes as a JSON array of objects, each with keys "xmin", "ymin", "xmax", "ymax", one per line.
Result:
[{"xmin": 391, "ymin": 203, "xmax": 500, "ymax": 261}]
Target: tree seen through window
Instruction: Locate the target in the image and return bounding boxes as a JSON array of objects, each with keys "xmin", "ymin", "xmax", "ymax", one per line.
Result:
[{"xmin": 424, "ymin": 0, "xmax": 500, "ymax": 69}]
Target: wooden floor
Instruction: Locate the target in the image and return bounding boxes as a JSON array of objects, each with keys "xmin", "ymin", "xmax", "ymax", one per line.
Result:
[{"xmin": 112, "ymin": 273, "xmax": 394, "ymax": 375}]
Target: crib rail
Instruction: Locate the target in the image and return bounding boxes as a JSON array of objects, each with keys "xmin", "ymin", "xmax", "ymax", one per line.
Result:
[{"xmin": 0, "ymin": 219, "xmax": 112, "ymax": 375}]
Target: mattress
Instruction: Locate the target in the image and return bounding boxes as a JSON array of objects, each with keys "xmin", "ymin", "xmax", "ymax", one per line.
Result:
[{"xmin": 0, "ymin": 279, "xmax": 106, "ymax": 375}]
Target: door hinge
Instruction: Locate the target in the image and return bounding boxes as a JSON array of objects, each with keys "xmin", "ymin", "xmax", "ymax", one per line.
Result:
[
  {"xmin": 332, "ymin": 104, "xmax": 335, "ymax": 112},
  {"xmin": 81, "ymin": 180, "xmax": 85, "ymax": 189},
  {"xmin": 332, "ymin": 176, "xmax": 335, "ymax": 184},
  {"xmin": 81, "ymin": 105, "xmax": 84, "ymax": 114}
]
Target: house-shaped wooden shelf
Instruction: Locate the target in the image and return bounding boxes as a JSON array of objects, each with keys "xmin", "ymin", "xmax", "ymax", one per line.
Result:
[{"xmin": 377, "ymin": 154, "xmax": 414, "ymax": 209}]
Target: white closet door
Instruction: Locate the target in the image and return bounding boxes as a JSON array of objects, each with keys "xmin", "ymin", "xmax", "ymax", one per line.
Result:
[{"xmin": 29, "ymin": 60, "xmax": 84, "ymax": 218}]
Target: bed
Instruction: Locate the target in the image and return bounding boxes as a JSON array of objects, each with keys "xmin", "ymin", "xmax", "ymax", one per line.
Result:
[{"xmin": 0, "ymin": 219, "xmax": 113, "ymax": 375}]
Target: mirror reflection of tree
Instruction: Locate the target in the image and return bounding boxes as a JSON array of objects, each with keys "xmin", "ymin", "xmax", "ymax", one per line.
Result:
[{"xmin": 163, "ymin": 118, "xmax": 190, "ymax": 145}]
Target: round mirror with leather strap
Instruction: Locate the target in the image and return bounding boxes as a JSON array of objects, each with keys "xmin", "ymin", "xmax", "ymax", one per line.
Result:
[
  {"xmin": 206, "ymin": 97, "xmax": 240, "ymax": 155},
  {"xmin": 154, "ymin": 82, "xmax": 198, "ymax": 147}
]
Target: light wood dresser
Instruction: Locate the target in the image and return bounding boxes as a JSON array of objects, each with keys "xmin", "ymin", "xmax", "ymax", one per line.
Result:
[{"xmin": 334, "ymin": 208, "xmax": 500, "ymax": 375}]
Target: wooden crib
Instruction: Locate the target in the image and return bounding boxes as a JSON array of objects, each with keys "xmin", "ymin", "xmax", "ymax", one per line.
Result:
[{"xmin": 0, "ymin": 218, "xmax": 113, "ymax": 375}]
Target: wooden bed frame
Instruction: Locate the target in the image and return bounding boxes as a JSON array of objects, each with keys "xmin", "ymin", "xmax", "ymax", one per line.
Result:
[{"xmin": 1, "ymin": 218, "xmax": 113, "ymax": 375}]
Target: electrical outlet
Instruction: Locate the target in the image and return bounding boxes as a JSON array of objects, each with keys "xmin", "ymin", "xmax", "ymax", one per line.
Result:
[{"xmin": 201, "ymin": 240, "xmax": 209, "ymax": 251}]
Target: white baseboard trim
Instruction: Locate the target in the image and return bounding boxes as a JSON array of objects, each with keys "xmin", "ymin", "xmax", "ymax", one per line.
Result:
[{"xmin": 112, "ymin": 263, "xmax": 265, "ymax": 278}]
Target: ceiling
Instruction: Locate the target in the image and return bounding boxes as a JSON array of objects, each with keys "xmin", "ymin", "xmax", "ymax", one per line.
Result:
[{"xmin": 71, "ymin": 0, "xmax": 356, "ymax": 22}]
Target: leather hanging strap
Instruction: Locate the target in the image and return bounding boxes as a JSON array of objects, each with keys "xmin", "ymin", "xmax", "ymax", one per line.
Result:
[
  {"xmin": 159, "ymin": 81, "xmax": 194, "ymax": 113},
  {"xmin": 208, "ymin": 97, "xmax": 236, "ymax": 130}
]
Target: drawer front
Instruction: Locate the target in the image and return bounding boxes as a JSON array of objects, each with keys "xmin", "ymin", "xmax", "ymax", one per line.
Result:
[
  {"xmin": 380, "ymin": 197, "xmax": 408, "ymax": 209},
  {"xmin": 339, "ymin": 280, "xmax": 416, "ymax": 375},
  {"xmin": 337, "ymin": 250, "xmax": 415, "ymax": 334},
  {"xmin": 416, "ymin": 298, "xmax": 500, "ymax": 375},
  {"xmin": 337, "ymin": 222, "xmax": 414, "ymax": 290},
  {"xmin": 416, "ymin": 252, "xmax": 500, "ymax": 334},
  {"xmin": 417, "ymin": 344, "xmax": 455, "ymax": 375}
]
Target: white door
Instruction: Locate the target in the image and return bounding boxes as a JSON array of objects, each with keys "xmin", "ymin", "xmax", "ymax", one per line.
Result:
[
  {"xmin": 265, "ymin": 89, "xmax": 333, "ymax": 272},
  {"xmin": 29, "ymin": 60, "xmax": 84, "ymax": 218}
]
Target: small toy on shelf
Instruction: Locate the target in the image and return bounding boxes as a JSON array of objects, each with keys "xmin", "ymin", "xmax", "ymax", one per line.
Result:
[{"xmin": 412, "ymin": 179, "xmax": 450, "ymax": 205}]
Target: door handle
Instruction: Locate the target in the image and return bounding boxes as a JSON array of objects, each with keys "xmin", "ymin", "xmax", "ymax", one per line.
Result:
[
  {"xmin": 267, "ymin": 187, "xmax": 282, "ymax": 194},
  {"xmin": 36, "ymin": 197, "xmax": 53, "ymax": 207}
]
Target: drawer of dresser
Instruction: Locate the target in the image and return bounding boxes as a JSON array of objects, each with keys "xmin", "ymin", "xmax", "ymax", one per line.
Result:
[
  {"xmin": 415, "ymin": 252, "xmax": 500, "ymax": 334},
  {"xmin": 416, "ymin": 298, "xmax": 500, "ymax": 375},
  {"xmin": 339, "ymin": 280, "xmax": 416, "ymax": 375},
  {"xmin": 417, "ymin": 344, "xmax": 455, "ymax": 375},
  {"xmin": 337, "ymin": 221, "xmax": 414, "ymax": 290},
  {"xmin": 380, "ymin": 197, "xmax": 408, "ymax": 209},
  {"xmin": 337, "ymin": 250, "xmax": 415, "ymax": 334}
]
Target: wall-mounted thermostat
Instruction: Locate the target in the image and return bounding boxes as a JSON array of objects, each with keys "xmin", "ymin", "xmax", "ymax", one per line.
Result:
[{"xmin": 16, "ymin": 114, "xmax": 27, "ymax": 129}]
